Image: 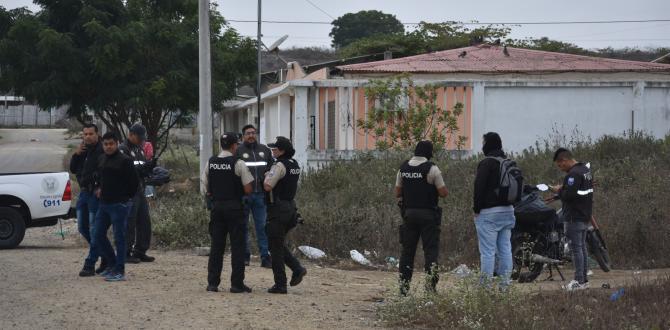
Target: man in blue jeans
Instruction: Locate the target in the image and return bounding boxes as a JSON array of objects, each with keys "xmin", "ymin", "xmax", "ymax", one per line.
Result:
[
  {"xmin": 473, "ymin": 132, "xmax": 516, "ymax": 288},
  {"xmin": 236, "ymin": 124, "xmax": 272, "ymax": 268},
  {"xmin": 92, "ymin": 132, "xmax": 139, "ymax": 282},
  {"xmin": 69, "ymin": 123, "xmax": 106, "ymax": 277}
]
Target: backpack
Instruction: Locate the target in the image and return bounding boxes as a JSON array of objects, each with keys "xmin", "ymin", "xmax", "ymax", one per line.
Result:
[{"xmin": 487, "ymin": 156, "xmax": 523, "ymax": 204}]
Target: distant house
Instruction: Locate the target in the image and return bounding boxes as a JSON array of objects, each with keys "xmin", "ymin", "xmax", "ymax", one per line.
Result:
[{"xmin": 223, "ymin": 44, "xmax": 670, "ymax": 168}]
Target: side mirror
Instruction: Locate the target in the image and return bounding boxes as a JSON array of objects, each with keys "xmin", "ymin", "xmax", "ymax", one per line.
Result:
[{"xmin": 536, "ymin": 184, "xmax": 549, "ymax": 192}]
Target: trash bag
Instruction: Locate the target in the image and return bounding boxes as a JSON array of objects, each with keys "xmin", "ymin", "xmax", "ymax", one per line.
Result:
[
  {"xmin": 298, "ymin": 246, "xmax": 326, "ymax": 259},
  {"xmin": 350, "ymin": 250, "xmax": 372, "ymax": 266}
]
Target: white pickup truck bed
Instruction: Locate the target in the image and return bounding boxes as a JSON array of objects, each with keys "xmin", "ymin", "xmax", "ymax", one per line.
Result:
[{"xmin": 0, "ymin": 172, "xmax": 74, "ymax": 248}]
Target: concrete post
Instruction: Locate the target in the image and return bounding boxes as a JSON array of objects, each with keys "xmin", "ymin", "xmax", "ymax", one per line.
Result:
[
  {"xmin": 632, "ymin": 81, "xmax": 646, "ymax": 132},
  {"xmin": 471, "ymin": 82, "xmax": 486, "ymax": 154},
  {"xmin": 198, "ymin": 0, "xmax": 213, "ymax": 195},
  {"xmin": 293, "ymin": 87, "xmax": 309, "ymax": 169}
]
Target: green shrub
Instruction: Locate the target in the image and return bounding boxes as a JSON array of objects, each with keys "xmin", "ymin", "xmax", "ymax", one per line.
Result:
[
  {"xmin": 294, "ymin": 132, "xmax": 670, "ymax": 269},
  {"xmin": 152, "ymin": 192, "xmax": 209, "ymax": 248}
]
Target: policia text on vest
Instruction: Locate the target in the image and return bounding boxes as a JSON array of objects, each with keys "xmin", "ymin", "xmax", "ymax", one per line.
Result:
[
  {"xmin": 263, "ymin": 136, "xmax": 308, "ymax": 294},
  {"xmin": 394, "ymin": 141, "xmax": 449, "ymax": 296},
  {"xmin": 202, "ymin": 133, "xmax": 255, "ymax": 293}
]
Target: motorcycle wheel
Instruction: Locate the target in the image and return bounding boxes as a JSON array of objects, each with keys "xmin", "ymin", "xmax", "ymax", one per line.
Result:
[
  {"xmin": 587, "ymin": 230, "xmax": 611, "ymax": 272},
  {"xmin": 511, "ymin": 235, "xmax": 545, "ymax": 283}
]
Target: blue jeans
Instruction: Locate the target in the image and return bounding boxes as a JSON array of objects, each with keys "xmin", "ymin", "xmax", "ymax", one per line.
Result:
[
  {"xmin": 93, "ymin": 202, "xmax": 130, "ymax": 274},
  {"xmin": 475, "ymin": 208, "xmax": 516, "ymax": 287},
  {"xmin": 76, "ymin": 191, "xmax": 100, "ymax": 268},
  {"xmin": 566, "ymin": 221, "xmax": 589, "ymax": 284},
  {"xmin": 242, "ymin": 192, "xmax": 269, "ymax": 259}
]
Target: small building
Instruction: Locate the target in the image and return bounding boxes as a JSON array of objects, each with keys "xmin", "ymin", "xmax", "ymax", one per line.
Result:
[{"xmin": 223, "ymin": 44, "xmax": 670, "ymax": 168}]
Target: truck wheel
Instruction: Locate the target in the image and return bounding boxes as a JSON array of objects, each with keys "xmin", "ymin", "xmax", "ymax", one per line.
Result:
[{"xmin": 0, "ymin": 207, "xmax": 26, "ymax": 249}]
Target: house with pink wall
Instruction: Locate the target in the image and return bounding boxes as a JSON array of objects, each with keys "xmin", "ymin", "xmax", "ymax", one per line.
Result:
[{"xmin": 222, "ymin": 44, "xmax": 670, "ymax": 169}]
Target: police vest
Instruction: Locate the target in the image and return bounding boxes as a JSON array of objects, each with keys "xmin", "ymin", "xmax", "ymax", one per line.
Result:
[
  {"xmin": 273, "ymin": 158, "xmax": 300, "ymax": 201},
  {"xmin": 207, "ymin": 156, "xmax": 243, "ymax": 201},
  {"xmin": 400, "ymin": 160, "xmax": 438, "ymax": 209}
]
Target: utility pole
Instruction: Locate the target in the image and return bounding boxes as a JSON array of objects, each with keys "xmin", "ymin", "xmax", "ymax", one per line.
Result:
[
  {"xmin": 198, "ymin": 0, "xmax": 213, "ymax": 195},
  {"xmin": 256, "ymin": 0, "xmax": 262, "ymax": 140}
]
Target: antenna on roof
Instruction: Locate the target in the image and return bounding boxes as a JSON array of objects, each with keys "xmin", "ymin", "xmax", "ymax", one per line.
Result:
[{"xmin": 503, "ymin": 45, "xmax": 510, "ymax": 57}]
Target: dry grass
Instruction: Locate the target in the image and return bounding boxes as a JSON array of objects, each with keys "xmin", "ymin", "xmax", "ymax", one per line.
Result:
[{"xmin": 379, "ymin": 274, "xmax": 670, "ymax": 329}]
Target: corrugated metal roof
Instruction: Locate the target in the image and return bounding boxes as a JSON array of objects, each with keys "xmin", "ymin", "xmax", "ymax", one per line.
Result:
[{"xmin": 337, "ymin": 45, "xmax": 670, "ymax": 73}]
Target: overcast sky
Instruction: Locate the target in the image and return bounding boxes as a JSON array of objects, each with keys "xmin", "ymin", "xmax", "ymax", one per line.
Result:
[{"xmin": 4, "ymin": 0, "xmax": 670, "ymax": 51}]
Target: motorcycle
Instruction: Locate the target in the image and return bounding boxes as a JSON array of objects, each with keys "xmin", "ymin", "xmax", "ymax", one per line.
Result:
[{"xmin": 511, "ymin": 182, "xmax": 611, "ymax": 283}]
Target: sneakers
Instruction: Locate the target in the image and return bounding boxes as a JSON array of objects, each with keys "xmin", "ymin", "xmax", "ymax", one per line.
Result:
[
  {"xmin": 230, "ymin": 284, "xmax": 252, "ymax": 293},
  {"xmin": 104, "ymin": 272, "xmax": 126, "ymax": 282},
  {"xmin": 563, "ymin": 280, "xmax": 589, "ymax": 291},
  {"xmin": 78, "ymin": 266, "xmax": 95, "ymax": 277},
  {"xmin": 290, "ymin": 268, "xmax": 307, "ymax": 287},
  {"xmin": 126, "ymin": 254, "xmax": 141, "ymax": 264},
  {"xmin": 99, "ymin": 267, "xmax": 114, "ymax": 277},
  {"xmin": 206, "ymin": 285, "xmax": 219, "ymax": 292},
  {"xmin": 134, "ymin": 253, "xmax": 155, "ymax": 262},
  {"xmin": 261, "ymin": 256, "xmax": 272, "ymax": 269},
  {"xmin": 267, "ymin": 285, "xmax": 287, "ymax": 294}
]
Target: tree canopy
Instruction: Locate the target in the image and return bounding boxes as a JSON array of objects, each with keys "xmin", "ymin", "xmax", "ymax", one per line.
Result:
[
  {"xmin": 0, "ymin": 1, "xmax": 256, "ymax": 146},
  {"xmin": 329, "ymin": 10, "xmax": 404, "ymax": 49}
]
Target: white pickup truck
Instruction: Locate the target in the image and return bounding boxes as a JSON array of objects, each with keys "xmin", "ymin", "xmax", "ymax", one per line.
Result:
[{"xmin": 0, "ymin": 172, "xmax": 74, "ymax": 248}]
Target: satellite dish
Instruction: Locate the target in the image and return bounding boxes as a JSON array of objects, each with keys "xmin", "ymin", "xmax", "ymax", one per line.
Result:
[{"xmin": 267, "ymin": 35, "xmax": 289, "ymax": 52}]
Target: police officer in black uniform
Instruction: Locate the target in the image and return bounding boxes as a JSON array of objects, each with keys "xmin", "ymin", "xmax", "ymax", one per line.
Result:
[
  {"xmin": 263, "ymin": 136, "xmax": 307, "ymax": 294},
  {"xmin": 394, "ymin": 141, "xmax": 448, "ymax": 295},
  {"xmin": 551, "ymin": 148, "xmax": 594, "ymax": 291},
  {"xmin": 203, "ymin": 133, "xmax": 255, "ymax": 293}
]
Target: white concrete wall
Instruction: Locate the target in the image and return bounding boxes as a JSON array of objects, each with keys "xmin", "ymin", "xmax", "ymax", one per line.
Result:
[
  {"xmin": 643, "ymin": 87, "xmax": 670, "ymax": 137},
  {"xmin": 480, "ymin": 86, "xmax": 636, "ymax": 152}
]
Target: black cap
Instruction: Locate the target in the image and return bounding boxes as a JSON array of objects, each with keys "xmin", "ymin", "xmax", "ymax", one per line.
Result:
[
  {"xmin": 220, "ymin": 132, "xmax": 239, "ymax": 148},
  {"xmin": 267, "ymin": 136, "xmax": 293, "ymax": 151},
  {"xmin": 129, "ymin": 123, "xmax": 147, "ymax": 141}
]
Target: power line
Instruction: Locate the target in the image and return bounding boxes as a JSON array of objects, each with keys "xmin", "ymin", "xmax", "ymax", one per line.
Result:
[
  {"xmin": 227, "ymin": 18, "xmax": 670, "ymax": 26},
  {"xmin": 304, "ymin": 0, "xmax": 334, "ymax": 20}
]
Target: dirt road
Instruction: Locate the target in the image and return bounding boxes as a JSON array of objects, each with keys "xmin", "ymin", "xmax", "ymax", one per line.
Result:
[
  {"xmin": 0, "ymin": 129, "xmax": 74, "ymax": 173},
  {"xmin": 2, "ymin": 222, "xmax": 669, "ymax": 330}
]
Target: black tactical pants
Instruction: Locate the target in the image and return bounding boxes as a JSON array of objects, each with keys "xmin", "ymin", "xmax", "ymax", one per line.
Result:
[
  {"xmin": 127, "ymin": 191, "xmax": 152, "ymax": 255},
  {"xmin": 266, "ymin": 200, "xmax": 302, "ymax": 287},
  {"xmin": 208, "ymin": 200, "xmax": 246, "ymax": 288},
  {"xmin": 399, "ymin": 208, "xmax": 441, "ymax": 292}
]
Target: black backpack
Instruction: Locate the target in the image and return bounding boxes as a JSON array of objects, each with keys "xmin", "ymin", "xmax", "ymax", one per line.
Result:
[{"xmin": 487, "ymin": 156, "xmax": 523, "ymax": 204}]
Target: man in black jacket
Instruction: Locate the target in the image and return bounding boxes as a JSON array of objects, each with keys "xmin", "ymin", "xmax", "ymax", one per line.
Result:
[
  {"xmin": 70, "ymin": 123, "xmax": 107, "ymax": 277},
  {"xmin": 473, "ymin": 132, "xmax": 516, "ymax": 288},
  {"xmin": 236, "ymin": 124, "xmax": 272, "ymax": 268},
  {"xmin": 394, "ymin": 141, "xmax": 448, "ymax": 295},
  {"xmin": 120, "ymin": 123, "xmax": 156, "ymax": 263},
  {"xmin": 92, "ymin": 132, "xmax": 139, "ymax": 282},
  {"xmin": 551, "ymin": 148, "xmax": 593, "ymax": 291}
]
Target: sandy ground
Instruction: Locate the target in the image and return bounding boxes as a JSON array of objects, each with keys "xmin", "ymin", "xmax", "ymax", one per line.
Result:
[
  {"xmin": 2, "ymin": 221, "xmax": 669, "ymax": 330},
  {"xmin": 2, "ymin": 129, "xmax": 668, "ymax": 329}
]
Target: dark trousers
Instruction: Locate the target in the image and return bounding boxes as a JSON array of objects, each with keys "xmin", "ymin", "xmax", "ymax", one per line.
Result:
[
  {"xmin": 266, "ymin": 201, "xmax": 302, "ymax": 287},
  {"xmin": 76, "ymin": 190, "xmax": 103, "ymax": 268},
  {"xmin": 207, "ymin": 201, "xmax": 246, "ymax": 288},
  {"xmin": 127, "ymin": 191, "xmax": 152, "ymax": 255},
  {"xmin": 566, "ymin": 221, "xmax": 589, "ymax": 284},
  {"xmin": 399, "ymin": 208, "xmax": 441, "ymax": 290},
  {"xmin": 93, "ymin": 202, "xmax": 130, "ymax": 274}
]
